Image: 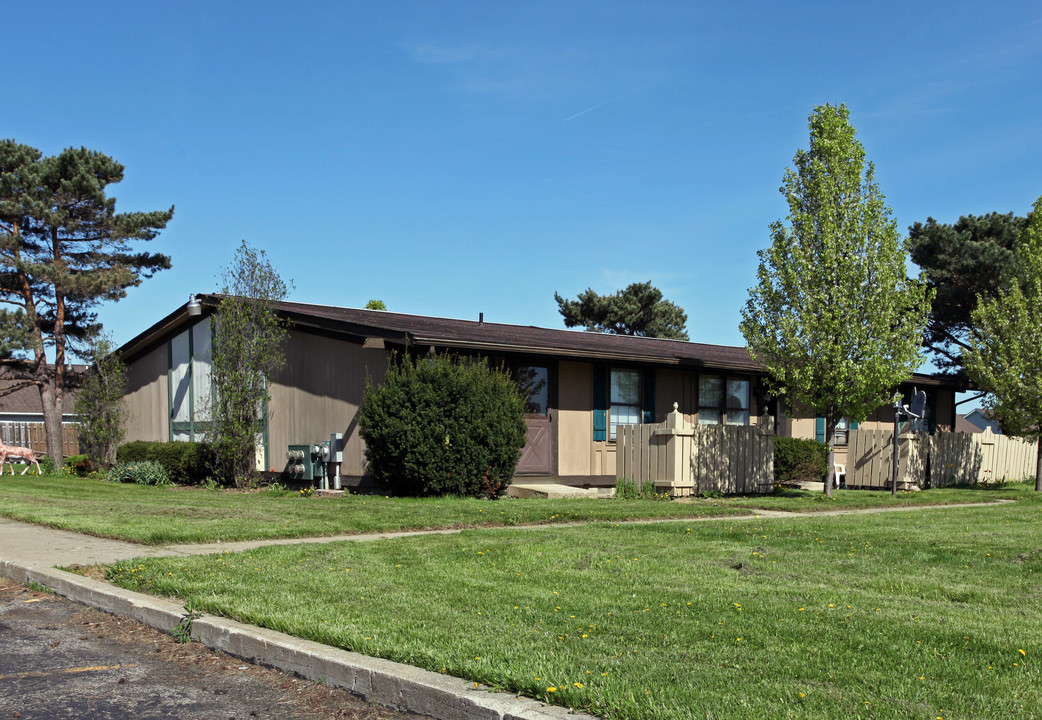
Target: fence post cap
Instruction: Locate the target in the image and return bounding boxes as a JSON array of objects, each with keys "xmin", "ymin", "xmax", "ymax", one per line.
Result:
[{"xmin": 665, "ymin": 402, "xmax": 683, "ymax": 430}]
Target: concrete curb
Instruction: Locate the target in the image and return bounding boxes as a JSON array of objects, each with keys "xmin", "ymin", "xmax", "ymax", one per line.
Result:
[{"xmin": 0, "ymin": 560, "xmax": 594, "ymax": 720}]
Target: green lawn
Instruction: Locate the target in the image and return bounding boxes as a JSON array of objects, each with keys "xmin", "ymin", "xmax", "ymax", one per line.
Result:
[
  {"xmin": 108, "ymin": 494, "xmax": 1042, "ymax": 720},
  {"xmin": 0, "ymin": 474, "xmax": 1024, "ymax": 545}
]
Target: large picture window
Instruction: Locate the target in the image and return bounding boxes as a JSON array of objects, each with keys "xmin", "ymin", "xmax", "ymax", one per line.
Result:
[{"xmin": 698, "ymin": 374, "xmax": 750, "ymax": 426}]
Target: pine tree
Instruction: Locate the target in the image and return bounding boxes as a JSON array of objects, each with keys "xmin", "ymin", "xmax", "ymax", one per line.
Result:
[
  {"xmin": 0, "ymin": 140, "xmax": 172, "ymax": 461},
  {"xmin": 965, "ymin": 196, "xmax": 1042, "ymax": 492},
  {"xmin": 554, "ymin": 281, "xmax": 688, "ymax": 340}
]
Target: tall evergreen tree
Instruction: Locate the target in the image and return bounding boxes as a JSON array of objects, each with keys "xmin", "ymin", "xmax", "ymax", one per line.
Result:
[
  {"xmin": 965, "ymin": 197, "xmax": 1042, "ymax": 492},
  {"xmin": 554, "ymin": 281, "xmax": 688, "ymax": 340},
  {"xmin": 0, "ymin": 140, "xmax": 172, "ymax": 461},
  {"xmin": 907, "ymin": 212, "xmax": 1025, "ymax": 377},
  {"xmin": 741, "ymin": 104, "xmax": 930, "ymax": 497}
]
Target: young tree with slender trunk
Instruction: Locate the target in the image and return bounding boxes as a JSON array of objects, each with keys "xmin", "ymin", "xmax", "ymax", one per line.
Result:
[
  {"xmin": 741, "ymin": 104, "xmax": 930, "ymax": 497},
  {"xmin": 209, "ymin": 242, "xmax": 291, "ymax": 487},
  {"xmin": 965, "ymin": 196, "xmax": 1042, "ymax": 492},
  {"xmin": 77, "ymin": 335, "xmax": 128, "ymax": 469},
  {"xmin": 0, "ymin": 140, "xmax": 172, "ymax": 462}
]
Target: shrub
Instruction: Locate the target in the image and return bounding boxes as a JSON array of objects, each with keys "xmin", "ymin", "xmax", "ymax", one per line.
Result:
[
  {"xmin": 63, "ymin": 454, "xmax": 95, "ymax": 476},
  {"xmin": 774, "ymin": 436, "xmax": 829, "ymax": 485},
  {"xmin": 615, "ymin": 478, "xmax": 667, "ymax": 500},
  {"xmin": 115, "ymin": 441, "xmax": 215, "ymax": 485},
  {"xmin": 358, "ymin": 353, "xmax": 528, "ymax": 498},
  {"xmin": 109, "ymin": 460, "xmax": 172, "ymax": 486},
  {"xmin": 38, "ymin": 454, "xmax": 58, "ymax": 475}
]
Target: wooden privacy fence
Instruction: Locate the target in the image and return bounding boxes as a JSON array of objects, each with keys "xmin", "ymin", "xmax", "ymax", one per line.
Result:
[
  {"xmin": 0, "ymin": 421, "xmax": 79, "ymax": 459},
  {"xmin": 616, "ymin": 403, "xmax": 774, "ymax": 496},
  {"xmin": 849, "ymin": 426, "xmax": 1036, "ymax": 489}
]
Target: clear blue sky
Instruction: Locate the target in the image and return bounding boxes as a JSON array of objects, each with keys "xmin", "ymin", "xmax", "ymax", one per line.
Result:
[{"xmin": 7, "ymin": 1, "xmax": 1042, "ymax": 365}]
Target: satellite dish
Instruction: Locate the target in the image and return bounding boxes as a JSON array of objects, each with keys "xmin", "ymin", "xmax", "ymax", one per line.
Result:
[{"xmin": 905, "ymin": 388, "xmax": 927, "ymax": 419}]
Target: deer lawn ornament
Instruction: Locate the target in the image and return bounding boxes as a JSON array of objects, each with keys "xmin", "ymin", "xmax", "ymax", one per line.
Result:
[{"xmin": 0, "ymin": 440, "xmax": 42, "ymax": 475}]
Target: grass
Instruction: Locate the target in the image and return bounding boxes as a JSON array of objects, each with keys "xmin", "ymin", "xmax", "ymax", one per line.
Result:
[
  {"xmin": 0, "ymin": 474, "xmax": 1025, "ymax": 545},
  {"xmin": 0, "ymin": 474, "xmax": 749, "ymax": 544},
  {"xmin": 107, "ymin": 494, "xmax": 1042, "ymax": 720}
]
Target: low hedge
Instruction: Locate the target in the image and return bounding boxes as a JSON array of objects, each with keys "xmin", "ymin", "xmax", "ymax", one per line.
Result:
[
  {"xmin": 115, "ymin": 441, "xmax": 215, "ymax": 485},
  {"xmin": 774, "ymin": 436, "xmax": 828, "ymax": 486}
]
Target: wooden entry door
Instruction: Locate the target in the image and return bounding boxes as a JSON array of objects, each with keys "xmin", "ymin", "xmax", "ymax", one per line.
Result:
[{"xmin": 515, "ymin": 365, "xmax": 553, "ymax": 475}]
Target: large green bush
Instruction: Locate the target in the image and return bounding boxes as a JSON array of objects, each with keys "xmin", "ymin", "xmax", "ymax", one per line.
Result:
[
  {"xmin": 116, "ymin": 441, "xmax": 215, "ymax": 485},
  {"xmin": 358, "ymin": 354, "xmax": 528, "ymax": 497},
  {"xmin": 773, "ymin": 436, "xmax": 829, "ymax": 486}
]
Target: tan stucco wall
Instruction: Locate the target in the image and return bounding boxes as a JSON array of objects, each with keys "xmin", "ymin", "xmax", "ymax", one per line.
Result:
[
  {"xmin": 267, "ymin": 331, "xmax": 388, "ymax": 477},
  {"xmin": 123, "ymin": 344, "xmax": 168, "ymax": 443},
  {"xmin": 557, "ymin": 361, "xmax": 592, "ymax": 477}
]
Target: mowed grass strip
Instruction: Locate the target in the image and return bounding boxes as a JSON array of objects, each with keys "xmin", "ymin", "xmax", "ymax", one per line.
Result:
[
  {"xmin": 0, "ymin": 474, "xmax": 1029, "ymax": 545},
  {"xmin": 110, "ymin": 498, "xmax": 1042, "ymax": 720},
  {"xmin": 0, "ymin": 475, "xmax": 1026, "ymax": 545},
  {"xmin": 0, "ymin": 475, "xmax": 751, "ymax": 544}
]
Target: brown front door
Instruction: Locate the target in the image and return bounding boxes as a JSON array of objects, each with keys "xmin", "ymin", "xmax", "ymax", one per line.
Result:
[{"xmin": 515, "ymin": 365, "xmax": 553, "ymax": 475}]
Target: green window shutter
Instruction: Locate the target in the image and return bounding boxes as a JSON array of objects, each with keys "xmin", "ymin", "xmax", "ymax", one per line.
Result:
[
  {"xmin": 815, "ymin": 416, "xmax": 825, "ymax": 442},
  {"xmin": 593, "ymin": 366, "xmax": 607, "ymax": 442},
  {"xmin": 850, "ymin": 420, "xmax": 859, "ymax": 430},
  {"xmin": 642, "ymin": 369, "xmax": 656, "ymax": 424}
]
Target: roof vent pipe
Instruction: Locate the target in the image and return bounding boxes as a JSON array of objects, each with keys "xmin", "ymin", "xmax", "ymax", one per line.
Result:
[{"xmin": 479, "ymin": 312, "xmax": 484, "ymax": 324}]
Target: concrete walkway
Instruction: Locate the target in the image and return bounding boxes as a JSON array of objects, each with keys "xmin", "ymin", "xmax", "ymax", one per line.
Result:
[{"xmin": 0, "ymin": 500, "xmax": 1009, "ymax": 720}]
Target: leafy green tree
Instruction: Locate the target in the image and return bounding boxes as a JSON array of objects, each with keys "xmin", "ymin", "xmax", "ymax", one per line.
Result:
[
  {"xmin": 554, "ymin": 281, "xmax": 688, "ymax": 340},
  {"xmin": 76, "ymin": 335, "xmax": 128, "ymax": 469},
  {"xmin": 907, "ymin": 212, "xmax": 1025, "ymax": 376},
  {"xmin": 359, "ymin": 353, "xmax": 527, "ymax": 498},
  {"xmin": 965, "ymin": 196, "xmax": 1042, "ymax": 492},
  {"xmin": 741, "ymin": 104, "xmax": 930, "ymax": 497},
  {"xmin": 365, "ymin": 299, "xmax": 387, "ymax": 310},
  {"xmin": 210, "ymin": 242, "xmax": 291, "ymax": 487},
  {"xmin": 0, "ymin": 140, "xmax": 172, "ymax": 461}
]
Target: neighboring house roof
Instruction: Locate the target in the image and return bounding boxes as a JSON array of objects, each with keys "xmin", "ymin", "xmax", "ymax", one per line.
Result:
[
  {"xmin": 0, "ymin": 373, "xmax": 80, "ymax": 417},
  {"xmin": 117, "ymin": 294, "xmax": 963, "ymax": 388},
  {"xmin": 956, "ymin": 408, "xmax": 1002, "ymax": 434}
]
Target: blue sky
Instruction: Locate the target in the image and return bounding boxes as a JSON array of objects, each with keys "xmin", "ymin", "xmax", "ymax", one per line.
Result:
[{"xmin": 7, "ymin": 1, "xmax": 1042, "ymax": 366}]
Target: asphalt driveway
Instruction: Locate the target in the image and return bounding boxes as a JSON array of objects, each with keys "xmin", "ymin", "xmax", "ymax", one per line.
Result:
[{"xmin": 0, "ymin": 577, "xmax": 418, "ymax": 720}]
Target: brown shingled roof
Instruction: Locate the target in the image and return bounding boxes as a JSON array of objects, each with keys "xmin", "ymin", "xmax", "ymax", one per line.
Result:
[
  {"xmin": 0, "ymin": 376, "xmax": 78, "ymax": 416},
  {"xmin": 262, "ymin": 297, "xmax": 762, "ymax": 371},
  {"xmin": 116, "ymin": 294, "xmax": 962, "ymax": 390}
]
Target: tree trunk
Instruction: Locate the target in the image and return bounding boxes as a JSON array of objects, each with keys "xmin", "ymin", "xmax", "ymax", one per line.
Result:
[
  {"xmin": 823, "ymin": 412, "xmax": 836, "ymax": 499},
  {"xmin": 39, "ymin": 380, "xmax": 65, "ymax": 464},
  {"xmin": 1035, "ymin": 435, "xmax": 1042, "ymax": 493}
]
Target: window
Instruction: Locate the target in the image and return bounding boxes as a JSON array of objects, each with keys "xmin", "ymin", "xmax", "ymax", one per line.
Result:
[
  {"xmin": 609, "ymin": 369, "xmax": 641, "ymax": 440},
  {"xmin": 698, "ymin": 374, "xmax": 750, "ymax": 426},
  {"xmin": 833, "ymin": 417, "xmax": 849, "ymax": 446},
  {"xmin": 816, "ymin": 417, "xmax": 856, "ymax": 445},
  {"xmin": 515, "ymin": 365, "xmax": 549, "ymax": 415}
]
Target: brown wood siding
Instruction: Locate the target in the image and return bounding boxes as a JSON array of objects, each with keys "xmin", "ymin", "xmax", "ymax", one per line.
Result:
[
  {"xmin": 123, "ymin": 344, "xmax": 168, "ymax": 442},
  {"xmin": 557, "ymin": 361, "xmax": 592, "ymax": 477},
  {"xmin": 267, "ymin": 331, "xmax": 388, "ymax": 478}
]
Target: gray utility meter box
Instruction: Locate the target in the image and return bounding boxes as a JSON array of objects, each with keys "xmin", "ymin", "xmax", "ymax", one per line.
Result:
[{"xmin": 287, "ymin": 444, "xmax": 324, "ymax": 481}]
